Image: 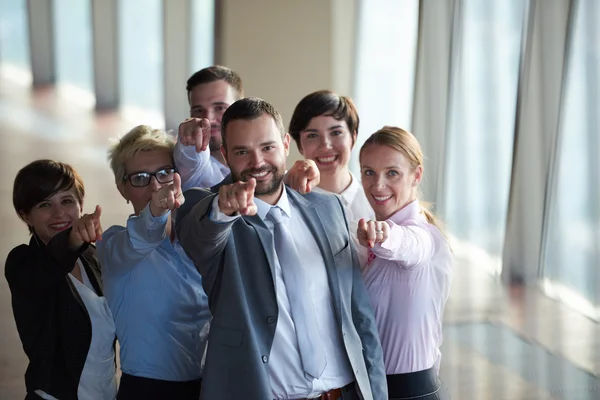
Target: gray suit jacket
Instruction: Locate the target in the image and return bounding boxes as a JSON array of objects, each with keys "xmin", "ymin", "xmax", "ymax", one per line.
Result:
[{"xmin": 176, "ymin": 180, "xmax": 387, "ymax": 400}]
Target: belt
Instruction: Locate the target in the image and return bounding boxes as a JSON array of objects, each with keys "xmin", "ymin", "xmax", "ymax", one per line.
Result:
[
  {"xmin": 386, "ymin": 366, "xmax": 440, "ymax": 398},
  {"xmin": 295, "ymin": 381, "xmax": 355, "ymax": 400},
  {"xmin": 313, "ymin": 386, "xmax": 342, "ymax": 400}
]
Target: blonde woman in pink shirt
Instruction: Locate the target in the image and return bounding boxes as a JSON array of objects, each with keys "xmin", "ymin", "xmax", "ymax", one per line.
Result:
[{"xmin": 357, "ymin": 126, "xmax": 452, "ymax": 400}]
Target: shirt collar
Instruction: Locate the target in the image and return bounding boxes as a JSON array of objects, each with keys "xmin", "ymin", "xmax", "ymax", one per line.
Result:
[
  {"xmin": 311, "ymin": 172, "xmax": 362, "ymax": 207},
  {"xmin": 338, "ymin": 172, "xmax": 362, "ymax": 207},
  {"xmin": 388, "ymin": 199, "xmax": 422, "ymax": 223},
  {"xmin": 254, "ymin": 186, "xmax": 292, "ymax": 221}
]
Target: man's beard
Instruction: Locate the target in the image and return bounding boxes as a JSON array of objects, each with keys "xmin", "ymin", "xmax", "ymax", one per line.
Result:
[
  {"xmin": 209, "ymin": 125, "xmax": 222, "ymax": 152},
  {"xmin": 209, "ymin": 136, "xmax": 221, "ymax": 152},
  {"xmin": 234, "ymin": 166, "xmax": 285, "ymax": 196}
]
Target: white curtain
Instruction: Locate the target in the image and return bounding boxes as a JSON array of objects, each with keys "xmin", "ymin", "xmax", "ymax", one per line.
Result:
[
  {"xmin": 354, "ymin": 0, "xmax": 600, "ymax": 317},
  {"xmin": 352, "ymin": 0, "xmax": 420, "ymax": 175},
  {"xmin": 543, "ymin": 0, "xmax": 600, "ymax": 314}
]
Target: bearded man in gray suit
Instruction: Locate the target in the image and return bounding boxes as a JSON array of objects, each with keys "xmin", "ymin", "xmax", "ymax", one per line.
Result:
[{"xmin": 176, "ymin": 97, "xmax": 387, "ymax": 400}]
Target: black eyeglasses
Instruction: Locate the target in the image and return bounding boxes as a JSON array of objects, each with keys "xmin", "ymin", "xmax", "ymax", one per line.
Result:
[{"xmin": 123, "ymin": 168, "xmax": 177, "ymax": 187}]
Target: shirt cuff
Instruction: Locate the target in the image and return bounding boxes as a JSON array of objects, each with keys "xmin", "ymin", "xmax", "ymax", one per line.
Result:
[
  {"xmin": 174, "ymin": 140, "xmax": 211, "ymax": 167},
  {"xmin": 140, "ymin": 203, "xmax": 170, "ymax": 227},
  {"xmin": 209, "ymin": 195, "xmax": 241, "ymax": 223}
]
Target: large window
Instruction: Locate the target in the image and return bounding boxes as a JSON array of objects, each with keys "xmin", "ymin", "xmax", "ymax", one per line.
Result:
[
  {"xmin": 352, "ymin": 0, "xmax": 419, "ymax": 174},
  {"xmin": 443, "ymin": 0, "xmax": 526, "ymax": 261},
  {"xmin": 118, "ymin": 0, "xmax": 163, "ymax": 118},
  {"xmin": 53, "ymin": 0, "xmax": 94, "ymax": 101},
  {"xmin": 0, "ymin": 0, "xmax": 30, "ymax": 71},
  {"xmin": 190, "ymin": 0, "xmax": 215, "ymax": 72},
  {"xmin": 543, "ymin": 0, "xmax": 600, "ymax": 314}
]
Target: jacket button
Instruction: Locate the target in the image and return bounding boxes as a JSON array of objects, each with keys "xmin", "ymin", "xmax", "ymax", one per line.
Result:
[
  {"xmin": 267, "ymin": 316, "xmax": 275, "ymax": 324},
  {"xmin": 262, "ymin": 355, "xmax": 268, "ymax": 363}
]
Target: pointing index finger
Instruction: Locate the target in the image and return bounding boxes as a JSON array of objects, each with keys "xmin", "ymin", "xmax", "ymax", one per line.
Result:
[
  {"xmin": 246, "ymin": 177, "xmax": 257, "ymax": 193},
  {"xmin": 173, "ymin": 172, "xmax": 182, "ymax": 192},
  {"xmin": 200, "ymin": 118, "xmax": 211, "ymax": 130},
  {"xmin": 93, "ymin": 205, "xmax": 102, "ymax": 219}
]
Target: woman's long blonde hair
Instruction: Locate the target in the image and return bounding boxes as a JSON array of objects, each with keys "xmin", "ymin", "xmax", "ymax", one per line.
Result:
[{"xmin": 359, "ymin": 126, "xmax": 445, "ymax": 235}]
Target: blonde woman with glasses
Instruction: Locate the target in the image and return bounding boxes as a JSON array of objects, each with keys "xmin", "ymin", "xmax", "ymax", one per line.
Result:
[{"xmin": 96, "ymin": 125, "xmax": 211, "ymax": 399}]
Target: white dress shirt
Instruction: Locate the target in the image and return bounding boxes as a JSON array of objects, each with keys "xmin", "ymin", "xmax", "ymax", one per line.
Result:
[
  {"xmin": 174, "ymin": 141, "xmax": 230, "ymax": 191},
  {"xmin": 312, "ymin": 172, "xmax": 374, "ymax": 268},
  {"xmin": 362, "ymin": 200, "xmax": 452, "ymax": 375},
  {"xmin": 210, "ymin": 189, "xmax": 354, "ymax": 398}
]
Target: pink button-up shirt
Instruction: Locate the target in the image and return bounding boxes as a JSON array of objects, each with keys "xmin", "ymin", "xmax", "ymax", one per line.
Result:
[{"xmin": 362, "ymin": 200, "xmax": 452, "ymax": 375}]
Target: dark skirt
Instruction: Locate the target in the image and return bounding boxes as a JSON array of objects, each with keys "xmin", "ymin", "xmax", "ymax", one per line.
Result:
[
  {"xmin": 387, "ymin": 366, "xmax": 450, "ymax": 400},
  {"xmin": 117, "ymin": 373, "xmax": 201, "ymax": 400}
]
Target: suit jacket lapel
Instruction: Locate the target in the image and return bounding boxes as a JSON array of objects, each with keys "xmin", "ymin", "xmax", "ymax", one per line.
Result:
[
  {"xmin": 80, "ymin": 247, "xmax": 103, "ymax": 296},
  {"xmin": 244, "ymin": 214, "xmax": 278, "ymax": 287},
  {"xmin": 214, "ymin": 176, "xmax": 279, "ymax": 286},
  {"xmin": 210, "ymin": 174, "xmax": 233, "ymax": 193},
  {"xmin": 287, "ymin": 189, "xmax": 343, "ymax": 321}
]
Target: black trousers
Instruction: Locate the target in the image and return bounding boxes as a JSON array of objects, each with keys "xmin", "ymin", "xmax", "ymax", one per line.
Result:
[
  {"xmin": 387, "ymin": 367, "xmax": 450, "ymax": 400},
  {"xmin": 117, "ymin": 373, "xmax": 201, "ymax": 400}
]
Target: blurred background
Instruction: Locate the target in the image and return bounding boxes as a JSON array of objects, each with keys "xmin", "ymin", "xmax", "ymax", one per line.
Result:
[{"xmin": 0, "ymin": 0, "xmax": 598, "ymax": 399}]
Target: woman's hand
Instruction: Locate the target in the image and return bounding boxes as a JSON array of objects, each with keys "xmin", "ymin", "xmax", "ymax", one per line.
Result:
[
  {"xmin": 149, "ymin": 173, "xmax": 185, "ymax": 217},
  {"xmin": 284, "ymin": 159, "xmax": 320, "ymax": 194},
  {"xmin": 69, "ymin": 205, "xmax": 103, "ymax": 249},
  {"xmin": 357, "ymin": 218, "xmax": 390, "ymax": 248}
]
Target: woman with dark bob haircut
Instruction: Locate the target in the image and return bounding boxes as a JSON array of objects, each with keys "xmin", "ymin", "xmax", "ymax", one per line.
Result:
[
  {"xmin": 5, "ymin": 159, "xmax": 117, "ymax": 400},
  {"xmin": 289, "ymin": 90, "xmax": 375, "ymax": 268}
]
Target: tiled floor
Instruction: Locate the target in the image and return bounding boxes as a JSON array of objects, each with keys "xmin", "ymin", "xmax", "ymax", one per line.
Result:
[{"xmin": 1, "ymin": 74, "xmax": 599, "ymax": 400}]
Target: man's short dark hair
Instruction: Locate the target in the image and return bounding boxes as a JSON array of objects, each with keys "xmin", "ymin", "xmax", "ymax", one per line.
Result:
[
  {"xmin": 186, "ymin": 65, "xmax": 244, "ymax": 101},
  {"xmin": 13, "ymin": 160, "xmax": 85, "ymax": 234},
  {"xmin": 288, "ymin": 90, "xmax": 360, "ymax": 149},
  {"xmin": 221, "ymin": 97, "xmax": 285, "ymax": 150}
]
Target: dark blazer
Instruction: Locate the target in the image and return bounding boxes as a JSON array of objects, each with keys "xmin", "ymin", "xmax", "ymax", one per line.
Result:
[
  {"xmin": 5, "ymin": 229, "xmax": 104, "ymax": 400},
  {"xmin": 176, "ymin": 179, "xmax": 388, "ymax": 400}
]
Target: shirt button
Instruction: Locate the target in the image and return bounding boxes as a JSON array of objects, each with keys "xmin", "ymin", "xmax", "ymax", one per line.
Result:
[
  {"xmin": 262, "ymin": 355, "xmax": 268, "ymax": 363},
  {"xmin": 267, "ymin": 316, "xmax": 275, "ymax": 324}
]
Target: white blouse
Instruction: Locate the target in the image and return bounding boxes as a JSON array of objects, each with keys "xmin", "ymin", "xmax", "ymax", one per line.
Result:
[
  {"xmin": 313, "ymin": 172, "xmax": 375, "ymax": 268},
  {"xmin": 36, "ymin": 259, "xmax": 117, "ymax": 400}
]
